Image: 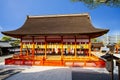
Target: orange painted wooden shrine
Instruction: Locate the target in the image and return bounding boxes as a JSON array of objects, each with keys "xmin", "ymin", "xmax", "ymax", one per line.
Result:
[{"xmin": 2, "ymin": 13, "xmax": 109, "ymax": 67}]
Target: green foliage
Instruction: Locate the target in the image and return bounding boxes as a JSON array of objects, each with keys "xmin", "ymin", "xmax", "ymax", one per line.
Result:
[
  {"xmin": 71, "ymin": 0, "xmax": 120, "ymax": 9},
  {"xmin": 91, "ymin": 38, "xmax": 101, "ymax": 42},
  {"xmin": 117, "ymin": 40, "xmax": 120, "ymax": 45},
  {"xmin": 1, "ymin": 36, "xmax": 20, "ymax": 47},
  {"xmin": 10, "ymin": 39, "xmax": 20, "ymax": 47},
  {"xmin": 1, "ymin": 36, "xmax": 12, "ymax": 41}
]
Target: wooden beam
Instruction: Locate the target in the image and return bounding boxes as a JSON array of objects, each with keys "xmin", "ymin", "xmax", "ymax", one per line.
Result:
[
  {"xmin": 26, "ymin": 45, "xmax": 29, "ymax": 57},
  {"xmin": 20, "ymin": 37, "xmax": 23, "ymax": 56},
  {"xmin": 89, "ymin": 38, "xmax": 91, "ymax": 57},
  {"xmin": 61, "ymin": 36, "xmax": 63, "ymax": 60},
  {"xmin": 32, "ymin": 36, "xmax": 35, "ymax": 57},
  {"xmin": 45, "ymin": 36, "xmax": 47, "ymax": 59},
  {"xmin": 75, "ymin": 36, "xmax": 77, "ymax": 58}
]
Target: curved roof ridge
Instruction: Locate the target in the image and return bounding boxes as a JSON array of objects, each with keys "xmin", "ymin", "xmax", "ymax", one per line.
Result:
[
  {"xmin": 28, "ymin": 13, "xmax": 89, "ymax": 18},
  {"xmin": 1, "ymin": 13, "xmax": 109, "ymax": 38}
]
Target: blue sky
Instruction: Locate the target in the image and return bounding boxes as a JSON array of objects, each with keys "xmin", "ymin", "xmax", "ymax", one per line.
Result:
[{"xmin": 0, "ymin": 0, "xmax": 120, "ymax": 38}]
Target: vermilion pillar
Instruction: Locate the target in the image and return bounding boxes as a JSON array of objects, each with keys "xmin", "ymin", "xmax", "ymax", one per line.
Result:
[
  {"xmin": 61, "ymin": 36, "xmax": 63, "ymax": 59},
  {"xmin": 32, "ymin": 36, "xmax": 35, "ymax": 57},
  {"xmin": 75, "ymin": 36, "xmax": 77, "ymax": 58},
  {"xmin": 20, "ymin": 37, "xmax": 23, "ymax": 56},
  {"xmin": 89, "ymin": 38, "xmax": 91, "ymax": 57},
  {"xmin": 45, "ymin": 36, "xmax": 47, "ymax": 59}
]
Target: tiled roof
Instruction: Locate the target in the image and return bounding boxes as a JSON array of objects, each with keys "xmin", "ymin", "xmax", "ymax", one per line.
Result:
[
  {"xmin": 2, "ymin": 13, "xmax": 109, "ymax": 38},
  {"xmin": 0, "ymin": 41, "xmax": 12, "ymax": 47}
]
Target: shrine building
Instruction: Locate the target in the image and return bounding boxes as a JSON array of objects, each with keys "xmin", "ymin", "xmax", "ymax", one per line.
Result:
[{"xmin": 2, "ymin": 13, "xmax": 109, "ymax": 67}]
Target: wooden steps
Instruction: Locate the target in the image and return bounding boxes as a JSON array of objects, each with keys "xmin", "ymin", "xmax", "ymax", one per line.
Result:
[{"xmin": 42, "ymin": 60, "xmax": 64, "ymax": 66}]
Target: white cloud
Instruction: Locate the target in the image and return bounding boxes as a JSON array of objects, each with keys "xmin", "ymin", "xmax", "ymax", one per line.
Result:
[{"xmin": 0, "ymin": 25, "xmax": 3, "ymax": 30}]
